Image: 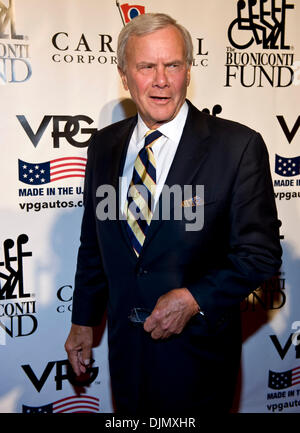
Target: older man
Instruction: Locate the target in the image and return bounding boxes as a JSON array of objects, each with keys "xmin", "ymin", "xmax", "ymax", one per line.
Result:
[{"xmin": 65, "ymin": 13, "xmax": 282, "ymax": 414}]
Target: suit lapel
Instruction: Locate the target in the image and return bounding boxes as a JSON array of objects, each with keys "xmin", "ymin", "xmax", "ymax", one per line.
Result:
[
  {"xmin": 106, "ymin": 117, "xmax": 137, "ymax": 192},
  {"xmin": 140, "ymin": 102, "xmax": 211, "ymax": 255},
  {"xmin": 164, "ymin": 101, "xmax": 210, "ymax": 188},
  {"xmin": 104, "ymin": 116, "xmax": 139, "ymax": 258}
]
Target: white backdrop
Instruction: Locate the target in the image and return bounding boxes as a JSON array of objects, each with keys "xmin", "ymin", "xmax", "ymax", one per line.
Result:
[{"xmin": 0, "ymin": 0, "xmax": 299, "ymax": 413}]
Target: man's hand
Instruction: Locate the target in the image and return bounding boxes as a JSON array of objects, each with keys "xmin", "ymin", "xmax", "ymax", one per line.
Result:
[
  {"xmin": 143, "ymin": 288, "xmax": 200, "ymax": 339},
  {"xmin": 65, "ymin": 324, "xmax": 93, "ymax": 376}
]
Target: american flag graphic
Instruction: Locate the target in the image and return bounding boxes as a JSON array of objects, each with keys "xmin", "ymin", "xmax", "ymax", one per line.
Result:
[
  {"xmin": 275, "ymin": 154, "xmax": 300, "ymax": 177},
  {"xmin": 18, "ymin": 157, "xmax": 87, "ymax": 185},
  {"xmin": 268, "ymin": 366, "xmax": 300, "ymax": 389},
  {"xmin": 22, "ymin": 395, "xmax": 99, "ymax": 413}
]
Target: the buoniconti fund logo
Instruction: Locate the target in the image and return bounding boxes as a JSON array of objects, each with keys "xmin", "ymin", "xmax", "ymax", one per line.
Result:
[
  {"xmin": 0, "ymin": 0, "xmax": 32, "ymax": 83},
  {"xmin": 0, "ymin": 234, "xmax": 38, "ymax": 340},
  {"xmin": 225, "ymin": 0, "xmax": 295, "ymax": 87}
]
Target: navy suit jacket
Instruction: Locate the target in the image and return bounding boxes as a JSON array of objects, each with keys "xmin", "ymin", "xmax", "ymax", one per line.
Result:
[{"xmin": 71, "ymin": 100, "xmax": 282, "ymax": 413}]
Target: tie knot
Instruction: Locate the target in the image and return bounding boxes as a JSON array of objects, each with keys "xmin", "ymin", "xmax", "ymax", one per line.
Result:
[{"xmin": 144, "ymin": 130, "xmax": 162, "ymax": 148}]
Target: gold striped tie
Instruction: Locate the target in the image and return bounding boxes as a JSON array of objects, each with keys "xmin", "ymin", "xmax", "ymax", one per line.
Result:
[{"xmin": 125, "ymin": 129, "xmax": 162, "ymax": 256}]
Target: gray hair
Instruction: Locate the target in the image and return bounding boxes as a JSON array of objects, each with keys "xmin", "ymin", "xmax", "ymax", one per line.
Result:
[{"xmin": 117, "ymin": 13, "xmax": 194, "ymax": 71}]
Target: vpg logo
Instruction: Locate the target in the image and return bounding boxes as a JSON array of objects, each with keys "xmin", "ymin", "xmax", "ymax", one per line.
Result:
[
  {"xmin": 270, "ymin": 321, "xmax": 300, "ymax": 360},
  {"xmin": 276, "ymin": 114, "xmax": 300, "ymax": 144},
  {"xmin": 16, "ymin": 115, "xmax": 97, "ymax": 148},
  {"xmin": 0, "ymin": 234, "xmax": 38, "ymax": 340},
  {"xmin": 0, "ymin": 0, "xmax": 32, "ymax": 83},
  {"xmin": 22, "ymin": 359, "xmax": 99, "ymax": 392},
  {"xmin": 225, "ymin": 0, "xmax": 295, "ymax": 88},
  {"xmin": 267, "ymin": 323, "xmax": 300, "ymax": 392}
]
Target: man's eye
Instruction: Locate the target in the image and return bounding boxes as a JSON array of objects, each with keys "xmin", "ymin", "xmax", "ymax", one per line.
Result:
[{"xmin": 139, "ymin": 65, "xmax": 152, "ymax": 70}]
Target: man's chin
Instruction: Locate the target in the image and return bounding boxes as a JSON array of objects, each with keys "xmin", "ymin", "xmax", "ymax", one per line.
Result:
[{"xmin": 147, "ymin": 109, "xmax": 179, "ymax": 127}]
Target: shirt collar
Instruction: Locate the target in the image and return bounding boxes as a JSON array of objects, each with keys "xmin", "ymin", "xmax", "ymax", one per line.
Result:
[{"xmin": 135, "ymin": 101, "xmax": 188, "ymax": 145}]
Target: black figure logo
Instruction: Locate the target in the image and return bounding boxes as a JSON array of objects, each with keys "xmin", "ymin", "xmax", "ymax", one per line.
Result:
[
  {"xmin": 228, "ymin": 0, "xmax": 294, "ymax": 50},
  {"xmin": 0, "ymin": 234, "xmax": 32, "ymax": 300},
  {"xmin": 202, "ymin": 105, "xmax": 222, "ymax": 117},
  {"xmin": 0, "ymin": 0, "xmax": 25, "ymax": 40}
]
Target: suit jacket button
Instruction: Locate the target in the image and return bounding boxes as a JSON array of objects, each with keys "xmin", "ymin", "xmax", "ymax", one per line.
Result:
[{"xmin": 136, "ymin": 267, "xmax": 148, "ymax": 276}]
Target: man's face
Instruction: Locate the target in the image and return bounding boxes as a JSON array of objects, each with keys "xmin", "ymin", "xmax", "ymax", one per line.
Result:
[{"xmin": 119, "ymin": 25, "xmax": 191, "ymax": 130}]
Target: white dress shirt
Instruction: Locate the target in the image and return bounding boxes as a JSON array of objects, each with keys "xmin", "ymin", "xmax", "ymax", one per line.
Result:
[{"xmin": 120, "ymin": 101, "xmax": 189, "ymax": 214}]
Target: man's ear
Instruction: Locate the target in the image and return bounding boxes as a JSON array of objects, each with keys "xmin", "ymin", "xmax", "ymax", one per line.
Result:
[
  {"xmin": 118, "ymin": 67, "xmax": 128, "ymax": 91},
  {"xmin": 186, "ymin": 67, "xmax": 191, "ymax": 87}
]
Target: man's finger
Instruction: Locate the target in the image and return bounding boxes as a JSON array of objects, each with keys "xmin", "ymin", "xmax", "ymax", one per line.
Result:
[
  {"xmin": 68, "ymin": 349, "xmax": 82, "ymax": 376},
  {"xmin": 143, "ymin": 288, "xmax": 200, "ymax": 339},
  {"xmin": 64, "ymin": 324, "xmax": 93, "ymax": 375},
  {"xmin": 78, "ymin": 349, "xmax": 92, "ymax": 373},
  {"xmin": 143, "ymin": 316, "xmax": 155, "ymax": 333},
  {"xmin": 143, "ymin": 309, "xmax": 162, "ymax": 333}
]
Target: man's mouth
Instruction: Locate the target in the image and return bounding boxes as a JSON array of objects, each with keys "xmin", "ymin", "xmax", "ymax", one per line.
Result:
[{"xmin": 150, "ymin": 96, "xmax": 171, "ymax": 101}]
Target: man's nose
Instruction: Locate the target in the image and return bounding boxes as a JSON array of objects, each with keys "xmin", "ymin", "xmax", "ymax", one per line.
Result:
[{"xmin": 153, "ymin": 66, "xmax": 169, "ymax": 87}]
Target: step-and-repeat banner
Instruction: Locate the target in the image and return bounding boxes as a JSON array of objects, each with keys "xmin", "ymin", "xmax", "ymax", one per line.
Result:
[{"xmin": 0, "ymin": 0, "xmax": 299, "ymax": 414}]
